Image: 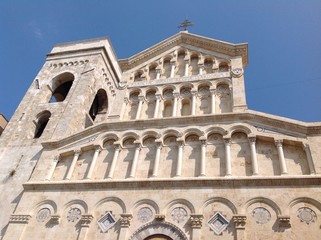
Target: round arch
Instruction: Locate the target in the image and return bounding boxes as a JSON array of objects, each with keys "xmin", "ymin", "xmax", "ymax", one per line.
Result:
[{"xmin": 129, "ymin": 221, "xmax": 188, "ymax": 240}]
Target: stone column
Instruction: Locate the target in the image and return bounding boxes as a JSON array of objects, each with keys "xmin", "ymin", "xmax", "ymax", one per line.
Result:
[
  {"xmin": 224, "ymin": 139, "xmax": 232, "ymax": 176},
  {"xmin": 135, "ymin": 96, "xmax": 144, "ymax": 120},
  {"xmin": 190, "ymin": 214, "xmax": 203, "ymax": 240},
  {"xmin": 153, "ymin": 94, "xmax": 161, "ymax": 118},
  {"xmin": 118, "ymin": 214, "xmax": 133, "ymax": 240},
  {"xmin": 152, "ymin": 141, "xmax": 162, "ymax": 177},
  {"xmin": 248, "ymin": 137, "xmax": 259, "ymax": 175},
  {"xmin": 120, "ymin": 97, "xmax": 129, "ymax": 120},
  {"xmin": 275, "ymin": 140, "xmax": 288, "ymax": 175},
  {"xmin": 107, "ymin": 143, "xmax": 121, "ymax": 179},
  {"xmin": 198, "ymin": 64, "xmax": 204, "ymax": 75},
  {"xmin": 191, "ymin": 91, "xmax": 197, "ymax": 116},
  {"xmin": 45, "ymin": 155, "xmax": 60, "ymax": 181},
  {"xmin": 175, "ymin": 140, "xmax": 184, "ymax": 177},
  {"xmin": 129, "ymin": 143, "xmax": 141, "ymax": 178},
  {"xmin": 156, "ymin": 68, "xmax": 161, "ymax": 79},
  {"xmin": 85, "ymin": 145, "xmax": 101, "ymax": 179},
  {"xmin": 3, "ymin": 214, "xmax": 31, "ymax": 240},
  {"xmin": 303, "ymin": 143, "xmax": 316, "ymax": 174},
  {"xmin": 170, "ymin": 61, "xmax": 176, "ymax": 78},
  {"xmin": 232, "ymin": 215, "xmax": 247, "ymax": 240},
  {"xmin": 184, "ymin": 59, "xmax": 189, "ymax": 77},
  {"xmin": 210, "ymin": 89, "xmax": 216, "ymax": 114},
  {"xmin": 172, "ymin": 92, "xmax": 179, "ymax": 117},
  {"xmin": 78, "ymin": 214, "xmax": 93, "ymax": 240},
  {"xmin": 200, "ymin": 139, "xmax": 207, "ymax": 177},
  {"xmin": 65, "ymin": 149, "xmax": 81, "ymax": 180}
]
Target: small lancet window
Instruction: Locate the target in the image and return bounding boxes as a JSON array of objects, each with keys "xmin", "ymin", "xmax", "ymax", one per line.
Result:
[
  {"xmin": 49, "ymin": 73, "xmax": 75, "ymax": 102},
  {"xmin": 89, "ymin": 89, "xmax": 108, "ymax": 121},
  {"xmin": 34, "ymin": 111, "xmax": 51, "ymax": 138}
]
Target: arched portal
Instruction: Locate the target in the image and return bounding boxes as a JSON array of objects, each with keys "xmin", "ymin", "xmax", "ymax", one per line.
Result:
[
  {"xmin": 129, "ymin": 221, "xmax": 188, "ymax": 240},
  {"xmin": 145, "ymin": 234, "xmax": 173, "ymax": 240}
]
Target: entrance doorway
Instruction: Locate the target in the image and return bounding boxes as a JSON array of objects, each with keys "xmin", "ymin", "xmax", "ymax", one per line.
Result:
[{"xmin": 144, "ymin": 234, "xmax": 173, "ymax": 240}]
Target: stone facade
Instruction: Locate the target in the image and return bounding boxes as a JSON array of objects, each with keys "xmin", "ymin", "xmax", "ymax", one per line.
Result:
[{"xmin": 0, "ymin": 31, "xmax": 321, "ymax": 240}]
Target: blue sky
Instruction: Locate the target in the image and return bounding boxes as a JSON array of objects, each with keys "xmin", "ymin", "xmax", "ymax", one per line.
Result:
[{"xmin": 0, "ymin": 0, "xmax": 320, "ymax": 122}]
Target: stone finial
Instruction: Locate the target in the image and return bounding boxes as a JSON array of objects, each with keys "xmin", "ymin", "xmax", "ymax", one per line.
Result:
[{"xmin": 190, "ymin": 214, "xmax": 204, "ymax": 228}]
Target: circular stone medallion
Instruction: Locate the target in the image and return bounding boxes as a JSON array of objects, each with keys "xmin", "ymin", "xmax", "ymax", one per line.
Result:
[
  {"xmin": 67, "ymin": 207, "xmax": 81, "ymax": 222},
  {"xmin": 137, "ymin": 207, "xmax": 153, "ymax": 223},
  {"xmin": 171, "ymin": 207, "xmax": 188, "ymax": 223},
  {"xmin": 297, "ymin": 207, "xmax": 317, "ymax": 224},
  {"xmin": 252, "ymin": 207, "xmax": 271, "ymax": 224},
  {"xmin": 36, "ymin": 208, "xmax": 51, "ymax": 222}
]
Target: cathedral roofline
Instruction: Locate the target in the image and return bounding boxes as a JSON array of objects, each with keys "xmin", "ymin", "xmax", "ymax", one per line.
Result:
[{"xmin": 118, "ymin": 31, "xmax": 248, "ymax": 71}]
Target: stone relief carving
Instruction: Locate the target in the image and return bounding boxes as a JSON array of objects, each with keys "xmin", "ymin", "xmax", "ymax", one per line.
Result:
[
  {"xmin": 137, "ymin": 207, "xmax": 153, "ymax": 223},
  {"xmin": 231, "ymin": 68, "xmax": 244, "ymax": 78},
  {"xmin": 207, "ymin": 212, "xmax": 229, "ymax": 235},
  {"xmin": 36, "ymin": 208, "xmax": 51, "ymax": 222},
  {"xmin": 297, "ymin": 207, "xmax": 317, "ymax": 224},
  {"xmin": 171, "ymin": 207, "xmax": 188, "ymax": 223},
  {"xmin": 97, "ymin": 211, "xmax": 116, "ymax": 233},
  {"xmin": 67, "ymin": 207, "xmax": 81, "ymax": 222},
  {"xmin": 252, "ymin": 207, "xmax": 271, "ymax": 224}
]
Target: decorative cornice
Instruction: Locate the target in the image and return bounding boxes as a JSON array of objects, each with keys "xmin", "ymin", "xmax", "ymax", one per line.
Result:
[
  {"xmin": 9, "ymin": 214, "xmax": 31, "ymax": 224},
  {"xmin": 23, "ymin": 176, "xmax": 321, "ymax": 191}
]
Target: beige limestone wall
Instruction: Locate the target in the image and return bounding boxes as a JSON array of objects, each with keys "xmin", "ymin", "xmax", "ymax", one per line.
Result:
[{"xmin": 4, "ymin": 182, "xmax": 321, "ymax": 240}]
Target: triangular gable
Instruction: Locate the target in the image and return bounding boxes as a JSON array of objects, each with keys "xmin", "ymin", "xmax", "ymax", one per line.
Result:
[{"xmin": 118, "ymin": 31, "xmax": 248, "ymax": 71}]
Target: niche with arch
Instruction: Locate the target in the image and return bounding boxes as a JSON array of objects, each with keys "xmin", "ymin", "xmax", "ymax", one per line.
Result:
[
  {"xmin": 34, "ymin": 110, "xmax": 51, "ymax": 138},
  {"xmin": 89, "ymin": 89, "xmax": 108, "ymax": 122},
  {"xmin": 206, "ymin": 133, "xmax": 225, "ymax": 176},
  {"xmin": 161, "ymin": 135, "xmax": 178, "ymax": 178},
  {"xmin": 49, "ymin": 72, "xmax": 75, "ymax": 102},
  {"xmin": 190, "ymin": 54, "xmax": 199, "ymax": 75},
  {"xmin": 183, "ymin": 134, "xmax": 200, "ymax": 177}
]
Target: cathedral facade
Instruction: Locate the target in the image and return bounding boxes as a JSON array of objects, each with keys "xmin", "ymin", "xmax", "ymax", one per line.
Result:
[{"xmin": 0, "ymin": 31, "xmax": 321, "ymax": 239}]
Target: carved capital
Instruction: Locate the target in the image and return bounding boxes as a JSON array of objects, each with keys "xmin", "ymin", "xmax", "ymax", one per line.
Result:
[
  {"xmin": 232, "ymin": 215, "xmax": 247, "ymax": 229},
  {"xmin": 210, "ymin": 88, "xmax": 216, "ymax": 95},
  {"xmin": 9, "ymin": 214, "xmax": 32, "ymax": 224},
  {"xmin": 224, "ymin": 138, "xmax": 231, "ymax": 146},
  {"xmin": 124, "ymin": 97, "xmax": 130, "ymax": 104},
  {"xmin": 190, "ymin": 214, "xmax": 203, "ymax": 228},
  {"xmin": 154, "ymin": 214, "xmax": 165, "ymax": 221},
  {"xmin": 54, "ymin": 155, "xmax": 61, "ymax": 162},
  {"xmin": 138, "ymin": 95, "xmax": 145, "ymax": 102},
  {"xmin": 248, "ymin": 137, "xmax": 256, "ymax": 144},
  {"xmin": 49, "ymin": 215, "xmax": 61, "ymax": 225},
  {"xmin": 74, "ymin": 149, "xmax": 82, "ymax": 156},
  {"xmin": 120, "ymin": 213, "xmax": 133, "ymax": 227},
  {"xmin": 80, "ymin": 214, "xmax": 93, "ymax": 227},
  {"xmin": 113, "ymin": 142, "xmax": 121, "ymax": 151},
  {"xmin": 173, "ymin": 92, "xmax": 180, "ymax": 98},
  {"xmin": 94, "ymin": 145, "xmax": 102, "ymax": 153},
  {"xmin": 275, "ymin": 140, "xmax": 283, "ymax": 148},
  {"xmin": 278, "ymin": 215, "xmax": 291, "ymax": 228}
]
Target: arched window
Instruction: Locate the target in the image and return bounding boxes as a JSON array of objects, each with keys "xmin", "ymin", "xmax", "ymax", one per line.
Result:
[
  {"xmin": 34, "ymin": 111, "xmax": 51, "ymax": 138},
  {"xmin": 219, "ymin": 62, "xmax": 229, "ymax": 72},
  {"xmin": 50, "ymin": 72, "xmax": 74, "ymax": 102},
  {"xmin": 89, "ymin": 89, "xmax": 108, "ymax": 121}
]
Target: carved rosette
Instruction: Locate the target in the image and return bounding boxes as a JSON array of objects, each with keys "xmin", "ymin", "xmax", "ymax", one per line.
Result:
[
  {"xmin": 67, "ymin": 208, "xmax": 81, "ymax": 222},
  {"xmin": 231, "ymin": 68, "xmax": 244, "ymax": 78},
  {"xmin": 297, "ymin": 207, "xmax": 317, "ymax": 224},
  {"xmin": 171, "ymin": 207, "xmax": 188, "ymax": 223},
  {"xmin": 233, "ymin": 215, "xmax": 247, "ymax": 229},
  {"xmin": 252, "ymin": 207, "xmax": 271, "ymax": 224},
  {"xmin": 190, "ymin": 214, "xmax": 203, "ymax": 228},
  {"xmin": 120, "ymin": 213, "xmax": 133, "ymax": 227},
  {"xmin": 36, "ymin": 208, "xmax": 51, "ymax": 222},
  {"xmin": 137, "ymin": 207, "xmax": 153, "ymax": 223}
]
